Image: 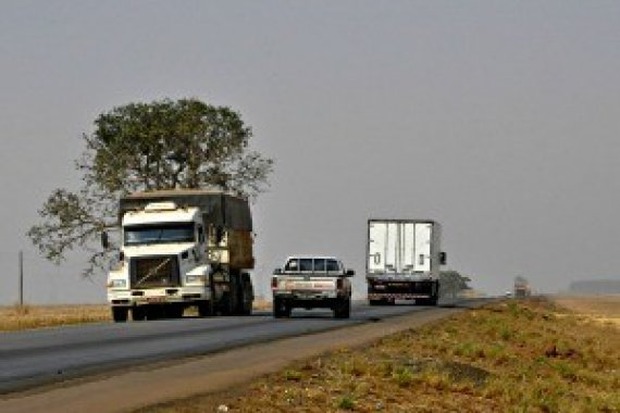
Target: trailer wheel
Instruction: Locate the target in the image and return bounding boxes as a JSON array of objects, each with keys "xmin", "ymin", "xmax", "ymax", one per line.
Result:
[
  {"xmin": 239, "ymin": 272, "xmax": 254, "ymax": 315},
  {"xmin": 111, "ymin": 307, "xmax": 128, "ymax": 323},
  {"xmin": 220, "ymin": 272, "xmax": 239, "ymax": 316}
]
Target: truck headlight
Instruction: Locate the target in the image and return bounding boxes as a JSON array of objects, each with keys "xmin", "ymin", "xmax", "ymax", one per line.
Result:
[
  {"xmin": 186, "ymin": 275, "xmax": 205, "ymax": 284},
  {"xmin": 107, "ymin": 279, "xmax": 127, "ymax": 289}
]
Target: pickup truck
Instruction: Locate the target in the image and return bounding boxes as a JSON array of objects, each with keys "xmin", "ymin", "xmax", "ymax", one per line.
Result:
[{"xmin": 271, "ymin": 256, "xmax": 354, "ymax": 318}]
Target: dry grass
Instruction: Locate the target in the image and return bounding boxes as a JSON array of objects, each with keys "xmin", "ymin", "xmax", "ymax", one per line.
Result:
[
  {"xmin": 0, "ymin": 304, "xmax": 111, "ymax": 331},
  {"xmin": 553, "ymin": 294, "xmax": 620, "ymax": 329},
  {"xmin": 0, "ymin": 299, "xmax": 273, "ymax": 332},
  {"xmin": 140, "ymin": 297, "xmax": 620, "ymax": 413}
]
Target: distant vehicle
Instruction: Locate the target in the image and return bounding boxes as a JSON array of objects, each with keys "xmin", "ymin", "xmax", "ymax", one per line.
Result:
[
  {"xmin": 505, "ymin": 291, "xmax": 513, "ymax": 298},
  {"xmin": 104, "ymin": 190, "xmax": 255, "ymax": 322},
  {"xmin": 366, "ymin": 219, "xmax": 447, "ymax": 306},
  {"xmin": 271, "ymin": 256, "xmax": 354, "ymax": 318},
  {"xmin": 514, "ymin": 276, "xmax": 531, "ymax": 298}
]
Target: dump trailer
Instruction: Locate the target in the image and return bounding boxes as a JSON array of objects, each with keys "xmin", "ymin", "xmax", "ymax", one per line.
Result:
[
  {"xmin": 105, "ymin": 189, "xmax": 254, "ymax": 322},
  {"xmin": 366, "ymin": 219, "xmax": 446, "ymax": 306}
]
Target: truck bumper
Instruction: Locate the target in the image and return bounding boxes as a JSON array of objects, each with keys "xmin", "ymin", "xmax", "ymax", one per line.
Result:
[
  {"xmin": 367, "ymin": 292, "xmax": 432, "ymax": 300},
  {"xmin": 273, "ymin": 290, "xmax": 346, "ymax": 309},
  {"xmin": 367, "ymin": 279, "xmax": 439, "ymax": 301},
  {"xmin": 108, "ymin": 286, "xmax": 211, "ymax": 307}
]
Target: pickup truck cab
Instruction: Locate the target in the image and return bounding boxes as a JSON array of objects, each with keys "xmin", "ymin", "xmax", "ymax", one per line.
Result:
[{"xmin": 271, "ymin": 256, "xmax": 354, "ymax": 318}]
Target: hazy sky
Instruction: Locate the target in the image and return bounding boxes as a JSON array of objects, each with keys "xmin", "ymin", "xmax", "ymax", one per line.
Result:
[{"xmin": 1, "ymin": 1, "xmax": 619, "ymax": 304}]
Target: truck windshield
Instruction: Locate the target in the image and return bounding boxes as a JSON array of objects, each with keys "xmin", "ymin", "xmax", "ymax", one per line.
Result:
[{"xmin": 124, "ymin": 223, "xmax": 195, "ymax": 246}]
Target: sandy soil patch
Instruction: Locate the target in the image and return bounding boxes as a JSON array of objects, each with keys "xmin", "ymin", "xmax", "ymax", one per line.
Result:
[{"xmin": 551, "ymin": 294, "xmax": 620, "ymax": 328}]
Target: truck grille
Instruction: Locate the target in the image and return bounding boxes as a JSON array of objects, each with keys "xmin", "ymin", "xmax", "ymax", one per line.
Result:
[{"xmin": 130, "ymin": 255, "xmax": 180, "ymax": 289}]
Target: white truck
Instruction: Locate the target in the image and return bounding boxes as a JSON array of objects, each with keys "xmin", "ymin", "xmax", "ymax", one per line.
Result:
[
  {"xmin": 366, "ymin": 219, "xmax": 446, "ymax": 306},
  {"xmin": 271, "ymin": 256, "xmax": 354, "ymax": 318},
  {"xmin": 103, "ymin": 189, "xmax": 255, "ymax": 322}
]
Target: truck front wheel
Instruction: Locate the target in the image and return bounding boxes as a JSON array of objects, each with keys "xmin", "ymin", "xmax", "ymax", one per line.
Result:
[
  {"xmin": 197, "ymin": 301, "xmax": 213, "ymax": 317},
  {"xmin": 131, "ymin": 306, "xmax": 146, "ymax": 321},
  {"xmin": 111, "ymin": 307, "xmax": 128, "ymax": 323}
]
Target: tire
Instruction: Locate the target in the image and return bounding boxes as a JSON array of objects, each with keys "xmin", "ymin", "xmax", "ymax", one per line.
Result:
[
  {"xmin": 334, "ymin": 297, "xmax": 351, "ymax": 319},
  {"xmin": 111, "ymin": 307, "xmax": 128, "ymax": 323},
  {"xmin": 146, "ymin": 306, "xmax": 163, "ymax": 320},
  {"xmin": 166, "ymin": 305, "xmax": 184, "ymax": 318},
  {"xmin": 131, "ymin": 306, "xmax": 146, "ymax": 321},
  {"xmin": 369, "ymin": 298, "xmax": 390, "ymax": 306},
  {"xmin": 197, "ymin": 301, "xmax": 213, "ymax": 317},
  {"xmin": 221, "ymin": 272, "xmax": 238, "ymax": 316},
  {"xmin": 220, "ymin": 292, "xmax": 235, "ymax": 316},
  {"xmin": 273, "ymin": 297, "xmax": 290, "ymax": 318},
  {"xmin": 239, "ymin": 272, "xmax": 254, "ymax": 315},
  {"xmin": 416, "ymin": 296, "xmax": 438, "ymax": 306}
]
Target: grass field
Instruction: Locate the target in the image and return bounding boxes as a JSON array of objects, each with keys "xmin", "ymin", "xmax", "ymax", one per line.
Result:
[
  {"xmin": 2, "ymin": 297, "xmax": 618, "ymax": 412},
  {"xmin": 0, "ymin": 300, "xmax": 273, "ymax": 332},
  {"xmin": 0, "ymin": 304, "xmax": 110, "ymax": 331},
  {"xmin": 138, "ymin": 296, "xmax": 620, "ymax": 413}
]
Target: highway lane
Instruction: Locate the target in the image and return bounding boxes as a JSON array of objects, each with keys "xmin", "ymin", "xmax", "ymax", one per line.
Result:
[{"xmin": 0, "ymin": 300, "xmax": 480, "ymax": 394}]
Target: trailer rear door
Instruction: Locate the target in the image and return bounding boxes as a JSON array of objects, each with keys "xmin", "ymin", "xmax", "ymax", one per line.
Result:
[
  {"xmin": 368, "ymin": 220, "xmax": 433, "ymax": 274},
  {"xmin": 414, "ymin": 223, "xmax": 432, "ymax": 272}
]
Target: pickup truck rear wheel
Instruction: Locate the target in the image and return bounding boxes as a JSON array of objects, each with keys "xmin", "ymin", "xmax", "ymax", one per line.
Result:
[
  {"xmin": 273, "ymin": 297, "xmax": 290, "ymax": 318},
  {"xmin": 334, "ymin": 297, "xmax": 351, "ymax": 319}
]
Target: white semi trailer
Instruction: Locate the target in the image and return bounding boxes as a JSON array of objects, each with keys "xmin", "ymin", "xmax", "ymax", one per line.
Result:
[
  {"xmin": 366, "ymin": 219, "xmax": 446, "ymax": 306},
  {"xmin": 104, "ymin": 190, "xmax": 255, "ymax": 322}
]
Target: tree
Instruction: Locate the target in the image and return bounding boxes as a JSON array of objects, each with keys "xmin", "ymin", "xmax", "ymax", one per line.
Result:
[
  {"xmin": 439, "ymin": 270, "xmax": 472, "ymax": 298},
  {"xmin": 28, "ymin": 98, "xmax": 274, "ymax": 276}
]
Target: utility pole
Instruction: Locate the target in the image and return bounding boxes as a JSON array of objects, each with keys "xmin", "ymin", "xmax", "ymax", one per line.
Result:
[{"xmin": 19, "ymin": 250, "xmax": 24, "ymax": 307}]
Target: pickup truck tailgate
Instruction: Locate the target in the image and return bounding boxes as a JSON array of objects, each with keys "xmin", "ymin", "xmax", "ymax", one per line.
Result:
[{"xmin": 278, "ymin": 277, "xmax": 337, "ymax": 291}]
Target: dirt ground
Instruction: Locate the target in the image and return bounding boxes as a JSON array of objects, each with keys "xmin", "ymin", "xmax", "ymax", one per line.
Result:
[{"xmin": 551, "ymin": 294, "xmax": 620, "ymax": 328}]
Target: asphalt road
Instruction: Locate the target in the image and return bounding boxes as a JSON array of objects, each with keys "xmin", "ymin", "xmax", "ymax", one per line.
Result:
[{"xmin": 0, "ymin": 301, "xmax": 494, "ymax": 411}]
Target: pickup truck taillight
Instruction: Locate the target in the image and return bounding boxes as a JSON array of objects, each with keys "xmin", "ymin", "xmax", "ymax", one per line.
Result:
[
  {"xmin": 271, "ymin": 276, "xmax": 278, "ymax": 290},
  {"xmin": 336, "ymin": 278, "xmax": 344, "ymax": 290}
]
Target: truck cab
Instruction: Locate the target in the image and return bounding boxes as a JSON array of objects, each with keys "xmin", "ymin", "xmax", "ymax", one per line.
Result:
[
  {"xmin": 106, "ymin": 202, "xmax": 212, "ymax": 321},
  {"xmin": 271, "ymin": 256, "xmax": 354, "ymax": 318},
  {"xmin": 105, "ymin": 190, "xmax": 255, "ymax": 322}
]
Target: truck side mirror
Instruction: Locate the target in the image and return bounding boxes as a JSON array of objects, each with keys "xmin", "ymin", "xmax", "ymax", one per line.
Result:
[
  {"xmin": 101, "ymin": 231, "xmax": 109, "ymax": 250},
  {"xmin": 346, "ymin": 269, "xmax": 355, "ymax": 276},
  {"xmin": 440, "ymin": 252, "xmax": 447, "ymax": 265},
  {"xmin": 273, "ymin": 268, "xmax": 282, "ymax": 275}
]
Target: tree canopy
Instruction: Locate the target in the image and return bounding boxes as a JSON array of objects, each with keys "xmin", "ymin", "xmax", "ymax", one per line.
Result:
[{"xmin": 28, "ymin": 98, "xmax": 274, "ymax": 276}]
